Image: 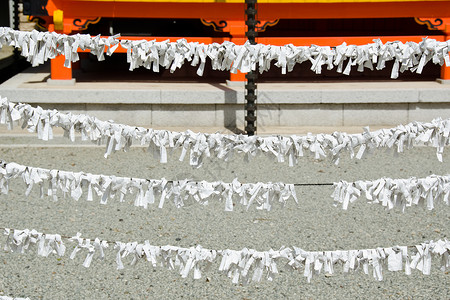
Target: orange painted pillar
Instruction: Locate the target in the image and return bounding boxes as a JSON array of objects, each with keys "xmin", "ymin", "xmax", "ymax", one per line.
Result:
[
  {"xmin": 48, "ymin": 17, "xmax": 73, "ymax": 81},
  {"xmin": 230, "ymin": 70, "xmax": 247, "ymax": 82},
  {"xmin": 442, "ymin": 64, "xmax": 450, "ymax": 81},
  {"xmin": 50, "ymin": 54, "xmax": 72, "ymax": 80},
  {"xmin": 228, "ymin": 21, "xmax": 247, "ymax": 82}
]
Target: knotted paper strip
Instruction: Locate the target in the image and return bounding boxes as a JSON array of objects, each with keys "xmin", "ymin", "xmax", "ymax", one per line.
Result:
[
  {"xmin": 1, "ymin": 27, "xmax": 449, "ymax": 78},
  {"xmin": 0, "ymin": 27, "xmax": 119, "ymax": 67},
  {"xmin": 3, "ymin": 228, "xmax": 449, "ymax": 283},
  {"xmin": 332, "ymin": 174, "xmax": 450, "ymax": 211},
  {"xmin": 0, "ymin": 160, "xmax": 297, "ymax": 211},
  {"xmin": 1, "ymin": 96, "xmax": 450, "ymax": 167}
]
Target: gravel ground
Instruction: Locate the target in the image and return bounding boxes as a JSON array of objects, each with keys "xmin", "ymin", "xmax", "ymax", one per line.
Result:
[{"xmin": 0, "ymin": 138, "xmax": 448, "ymax": 299}]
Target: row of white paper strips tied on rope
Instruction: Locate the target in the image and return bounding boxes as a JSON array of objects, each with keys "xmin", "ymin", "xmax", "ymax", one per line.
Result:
[
  {"xmin": 0, "ymin": 297, "xmax": 29, "ymax": 300},
  {"xmin": 1, "ymin": 96, "xmax": 450, "ymax": 167},
  {"xmin": 2, "ymin": 228, "xmax": 449, "ymax": 284},
  {"xmin": 2, "ymin": 159, "xmax": 450, "ymax": 212},
  {"xmin": 332, "ymin": 175, "xmax": 450, "ymax": 211},
  {"xmin": 0, "ymin": 161, "xmax": 297, "ymax": 212},
  {"xmin": 0, "ymin": 27, "xmax": 449, "ymax": 78}
]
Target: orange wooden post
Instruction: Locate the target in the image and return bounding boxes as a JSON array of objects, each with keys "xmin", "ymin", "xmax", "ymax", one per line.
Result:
[
  {"xmin": 48, "ymin": 11, "xmax": 74, "ymax": 82},
  {"xmin": 230, "ymin": 70, "xmax": 247, "ymax": 82},
  {"xmin": 442, "ymin": 65, "xmax": 450, "ymax": 81},
  {"xmin": 48, "ymin": 14, "xmax": 72, "ymax": 83},
  {"xmin": 227, "ymin": 22, "xmax": 248, "ymax": 82},
  {"xmin": 50, "ymin": 55, "xmax": 72, "ymax": 80}
]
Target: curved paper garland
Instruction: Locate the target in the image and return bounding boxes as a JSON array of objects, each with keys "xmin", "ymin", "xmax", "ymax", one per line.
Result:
[
  {"xmin": 1, "ymin": 27, "xmax": 449, "ymax": 78},
  {"xmin": 0, "ymin": 160, "xmax": 297, "ymax": 211},
  {"xmin": 0, "ymin": 27, "xmax": 119, "ymax": 68},
  {"xmin": 332, "ymin": 174, "xmax": 450, "ymax": 211},
  {"xmin": 2, "ymin": 228, "xmax": 449, "ymax": 283},
  {"xmin": 1, "ymin": 96, "xmax": 450, "ymax": 167}
]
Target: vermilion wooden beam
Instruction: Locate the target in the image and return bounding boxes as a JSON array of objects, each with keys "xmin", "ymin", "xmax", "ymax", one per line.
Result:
[
  {"xmin": 257, "ymin": 2, "xmax": 450, "ymax": 19},
  {"xmin": 48, "ymin": 1, "xmax": 450, "ymax": 19},
  {"xmin": 51, "ymin": 1, "xmax": 244, "ymax": 19}
]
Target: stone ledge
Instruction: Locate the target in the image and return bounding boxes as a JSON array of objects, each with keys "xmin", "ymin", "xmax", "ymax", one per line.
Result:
[
  {"xmin": 2, "ymin": 68, "xmax": 450, "ymax": 105},
  {"xmin": 1, "ymin": 87, "xmax": 449, "ymax": 105},
  {"xmin": 47, "ymin": 79, "xmax": 76, "ymax": 86}
]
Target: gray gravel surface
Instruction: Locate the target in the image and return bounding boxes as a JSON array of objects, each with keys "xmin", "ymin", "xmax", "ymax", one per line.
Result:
[{"xmin": 0, "ymin": 141, "xmax": 449, "ymax": 299}]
